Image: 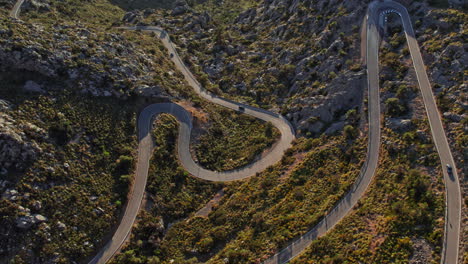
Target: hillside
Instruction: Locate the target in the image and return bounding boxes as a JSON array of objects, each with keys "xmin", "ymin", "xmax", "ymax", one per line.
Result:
[{"xmin": 0, "ymin": 0, "xmax": 466, "ymax": 263}]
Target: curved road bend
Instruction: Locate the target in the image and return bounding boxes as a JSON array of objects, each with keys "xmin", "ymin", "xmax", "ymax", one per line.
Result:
[
  {"xmin": 377, "ymin": 2, "xmax": 461, "ymax": 264},
  {"xmin": 89, "ymin": 27, "xmax": 296, "ymax": 264},
  {"xmin": 261, "ymin": 4, "xmax": 382, "ymax": 264},
  {"xmin": 120, "ymin": 26, "xmax": 295, "ymax": 182},
  {"xmin": 9, "ymin": 0, "xmax": 24, "ymax": 19},
  {"xmin": 8, "ymin": 0, "xmax": 460, "ymax": 263},
  {"xmin": 262, "ymin": 1, "xmax": 461, "ymax": 264}
]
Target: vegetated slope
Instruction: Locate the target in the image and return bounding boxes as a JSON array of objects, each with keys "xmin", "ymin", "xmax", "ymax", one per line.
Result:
[
  {"xmin": 192, "ymin": 104, "xmax": 280, "ymax": 171},
  {"xmin": 109, "ymin": 0, "xmax": 206, "ymax": 11},
  {"xmin": 110, "ymin": 114, "xmax": 221, "ymax": 264},
  {"xmin": 0, "ymin": 4, "xmax": 192, "ymax": 99},
  {"xmin": 134, "ymin": 0, "xmax": 370, "ymax": 137},
  {"xmin": 0, "ymin": 7, "xmax": 191, "ymax": 262},
  {"xmin": 295, "ymin": 3, "xmax": 467, "ymax": 262},
  {"xmin": 293, "ymin": 127, "xmax": 445, "ymax": 264},
  {"xmin": 0, "ymin": 88, "xmax": 138, "ymax": 263},
  {"xmin": 415, "ymin": 8, "xmax": 467, "ymax": 263},
  {"xmin": 391, "ymin": 2, "xmax": 467, "ymax": 261},
  {"xmin": 113, "ymin": 130, "xmax": 367, "ymax": 263},
  {"xmin": 110, "ymin": 0, "xmax": 465, "ymax": 263},
  {"xmin": 17, "ymin": 0, "xmax": 281, "ymax": 171},
  {"xmin": 291, "ymin": 14, "xmax": 447, "ymax": 262},
  {"xmin": 0, "ymin": 1, "xmax": 283, "ymax": 263}
]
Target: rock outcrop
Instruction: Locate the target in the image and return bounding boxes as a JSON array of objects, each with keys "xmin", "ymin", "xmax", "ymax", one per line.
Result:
[
  {"xmin": 152, "ymin": 0, "xmax": 369, "ymax": 135},
  {"xmin": 0, "ymin": 21, "xmax": 170, "ymax": 99},
  {"xmin": 23, "ymin": 0, "xmax": 51, "ymax": 12},
  {"xmin": 0, "ymin": 106, "xmax": 42, "ymax": 171},
  {"xmin": 172, "ymin": 0, "xmax": 191, "ymax": 16}
]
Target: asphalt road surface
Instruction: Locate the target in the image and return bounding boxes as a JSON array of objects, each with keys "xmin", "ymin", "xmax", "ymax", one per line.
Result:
[
  {"xmin": 8, "ymin": 0, "xmax": 460, "ymax": 263},
  {"xmin": 87, "ymin": 27, "xmax": 296, "ymax": 264},
  {"xmin": 262, "ymin": 1, "xmax": 461, "ymax": 263},
  {"xmin": 9, "ymin": 0, "xmax": 24, "ymax": 19},
  {"xmin": 376, "ymin": 2, "xmax": 461, "ymax": 264}
]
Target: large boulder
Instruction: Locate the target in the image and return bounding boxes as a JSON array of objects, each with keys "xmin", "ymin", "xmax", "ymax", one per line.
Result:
[
  {"xmin": 387, "ymin": 118, "xmax": 413, "ymax": 132},
  {"xmin": 23, "ymin": 80, "xmax": 46, "ymax": 94},
  {"xmin": 172, "ymin": 0, "xmax": 190, "ymax": 16},
  {"xmin": 122, "ymin": 11, "xmax": 143, "ymax": 24},
  {"xmin": 15, "ymin": 214, "xmax": 47, "ymax": 230}
]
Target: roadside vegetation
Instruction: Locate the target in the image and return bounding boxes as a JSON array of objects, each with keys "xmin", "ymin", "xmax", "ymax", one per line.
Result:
[
  {"xmin": 147, "ymin": 114, "xmax": 221, "ymax": 223},
  {"xmin": 291, "ymin": 18, "xmax": 447, "ymax": 263},
  {"xmin": 193, "ymin": 104, "xmax": 280, "ymax": 171},
  {"xmin": 0, "ymin": 83, "xmax": 137, "ymax": 263},
  {"xmin": 293, "ymin": 125, "xmax": 445, "ymax": 263},
  {"xmin": 2, "ymin": 0, "xmax": 464, "ymax": 263},
  {"xmin": 112, "ymin": 130, "xmax": 367, "ymax": 263},
  {"xmin": 17, "ymin": 0, "xmax": 281, "ymax": 172},
  {"xmin": 112, "ymin": 114, "xmax": 221, "ymax": 264},
  {"xmin": 1, "ymin": 2, "xmax": 284, "ymax": 263}
]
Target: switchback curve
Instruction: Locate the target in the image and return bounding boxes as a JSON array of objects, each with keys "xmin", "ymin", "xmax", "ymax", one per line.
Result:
[
  {"xmin": 262, "ymin": 1, "xmax": 461, "ymax": 264},
  {"xmin": 8, "ymin": 1, "xmax": 461, "ymax": 264},
  {"xmin": 88, "ymin": 24, "xmax": 296, "ymax": 264}
]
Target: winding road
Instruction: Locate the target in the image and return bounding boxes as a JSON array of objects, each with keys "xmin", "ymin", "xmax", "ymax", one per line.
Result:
[
  {"xmin": 8, "ymin": 0, "xmax": 461, "ymax": 264},
  {"xmin": 88, "ymin": 28, "xmax": 296, "ymax": 264},
  {"xmin": 262, "ymin": 2, "xmax": 461, "ymax": 264},
  {"xmin": 9, "ymin": 0, "xmax": 24, "ymax": 19}
]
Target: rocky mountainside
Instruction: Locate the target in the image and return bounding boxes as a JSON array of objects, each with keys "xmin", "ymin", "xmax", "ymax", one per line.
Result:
[
  {"xmin": 133, "ymin": 0, "xmax": 466, "ymax": 138},
  {"xmin": 133, "ymin": 0, "xmax": 371, "ymax": 137},
  {"xmin": 0, "ymin": 0, "xmax": 466, "ymax": 263},
  {"xmin": 0, "ymin": 99, "xmax": 42, "ymax": 173},
  {"xmin": 0, "ymin": 19, "xmax": 171, "ymax": 98}
]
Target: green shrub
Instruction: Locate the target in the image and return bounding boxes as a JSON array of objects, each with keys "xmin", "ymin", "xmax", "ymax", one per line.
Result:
[
  {"xmin": 343, "ymin": 125, "xmax": 358, "ymax": 139},
  {"xmin": 385, "ymin": 97, "xmax": 406, "ymax": 117}
]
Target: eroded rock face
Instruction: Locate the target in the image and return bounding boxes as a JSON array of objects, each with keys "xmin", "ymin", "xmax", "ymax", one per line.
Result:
[
  {"xmin": 15, "ymin": 214, "xmax": 47, "ymax": 230},
  {"xmin": 0, "ymin": 102, "xmax": 41, "ymax": 171},
  {"xmin": 172, "ymin": 0, "xmax": 190, "ymax": 16},
  {"xmin": 0, "ymin": 21, "xmax": 169, "ymax": 99},
  {"xmin": 153, "ymin": 0, "xmax": 370, "ymax": 136},
  {"xmin": 23, "ymin": 0, "xmax": 51, "ymax": 12}
]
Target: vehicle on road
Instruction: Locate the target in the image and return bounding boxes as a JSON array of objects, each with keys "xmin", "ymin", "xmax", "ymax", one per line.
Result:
[{"xmin": 446, "ymin": 164, "xmax": 453, "ymax": 174}]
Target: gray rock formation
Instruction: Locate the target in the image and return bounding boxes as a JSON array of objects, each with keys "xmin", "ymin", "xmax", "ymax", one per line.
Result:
[
  {"xmin": 0, "ymin": 22, "xmax": 169, "ymax": 99},
  {"xmin": 23, "ymin": 80, "xmax": 46, "ymax": 93},
  {"xmin": 387, "ymin": 118, "xmax": 413, "ymax": 132},
  {"xmin": 0, "ymin": 109, "xmax": 41, "ymax": 171},
  {"xmin": 172, "ymin": 0, "xmax": 190, "ymax": 16},
  {"xmin": 448, "ymin": 0, "xmax": 466, "ymax": 8},
  {"xmin": 23, "ymin": 0, "xmax": 51, "ymax": 12},
  {"xmin": 15, "ymin": 214, "xmax": 47, "ymax": 230}
]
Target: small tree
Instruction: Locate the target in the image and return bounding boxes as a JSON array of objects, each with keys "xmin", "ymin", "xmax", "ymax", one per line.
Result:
[
  {"xmin": 385, "ymin": 97, "xmax": 406, "ymax": 117},
  {"xmin": 343, "ymin": 125, "xmax": 358, "ymax": 139}
]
